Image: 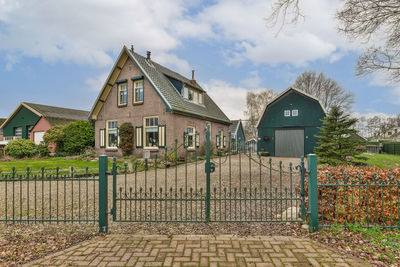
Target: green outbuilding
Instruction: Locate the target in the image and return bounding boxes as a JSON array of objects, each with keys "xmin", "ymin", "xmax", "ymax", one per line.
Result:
[{"xmin": 257, "ymin": 87, "xmax": 326, "ymax": 157}]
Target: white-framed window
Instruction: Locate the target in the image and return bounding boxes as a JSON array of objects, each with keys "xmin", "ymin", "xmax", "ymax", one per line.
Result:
[
  {"xmin": 198, "ymin": 93, "xmax": 203, "ymax": 104},
  {"xmin": 133, "ymin": 80, "xmax": 144, "ymax": 103},
  {"xmin": 186, "ymin": 126, "xmax": 195, "ymax": 149},
  {"xmin": 14, "ymin": 127, "xmax": 22, "ymax": 139},
  {"xmin": 106, "ymin": 120, "xmax": 118, "ymax": 149},
  {"xmin": 144, "ymin": 116, "xmax": 159, "ymax": 148},
  {"xmin": 292, "ymin": 109, "xmax": 298, "ymax": 117},
  {"xmin": 118, "ymin": 83, "xmax": 128, "ymax": 106},
  {"xmin": 217, "ymin": 130, "xmax": 224, "ymax": 149},
  {"xmin": 284, "ymin": 110, "xmax": 291, "ymax": 117},
  {"xmin": 27, "ymin": 125, "xmax": 34, "ymax": 139},
  {"xmin": 183, "ymin": 85, "xmax": 203, "ymax": 104}
]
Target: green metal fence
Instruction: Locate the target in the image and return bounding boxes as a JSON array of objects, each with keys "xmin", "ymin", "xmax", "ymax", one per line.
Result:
[
  {"xmin": 0, "ymin": 166, "xmax": 100, "ymax": 224},
  {"xmin": 110, "ymin": 126, "xmax": 306, "ymax": 223},
  {"xmin": 306, "ymin": 154, "xmax": 400, "ymax": 232}
]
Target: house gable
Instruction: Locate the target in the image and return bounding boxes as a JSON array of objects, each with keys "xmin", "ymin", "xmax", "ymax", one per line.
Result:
[
  {"xmin": 2, "ymin": 105, "xmax": 41, "ymax": 138},
  {"xmin": 90, "ymin": 46, "xmax": 230, "ymax": 125}
]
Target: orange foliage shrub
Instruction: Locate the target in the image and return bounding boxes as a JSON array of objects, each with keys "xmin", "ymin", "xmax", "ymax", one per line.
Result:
[{"xmin": 303, "ymin": 166, "xmax": 400, "ymax": 226}]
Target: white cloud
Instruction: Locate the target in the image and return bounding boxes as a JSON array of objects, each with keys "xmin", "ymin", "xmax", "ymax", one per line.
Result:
[
  {"xmin": 0, "ymin": 0, "xmax": 363, "ymax": 71},
  {"xmin": 202, "ymin": 79, "xmax": 272, "ymax": 120},
  {"xmin": 240, "ymin": 71, "xmax": 261, "ymax": 88},
  {"xmin": 0, "ymin": 0, "xmax": 190, "ymax": 71},
  {"xmin": 85, "ymin": 72, "xmax": 109, "ymax": 92},
  {"xmin": 195, "ymin": 0, "xmax": 361, "ymax": 66},
  {"xmin": 368, "ymin": 72, "xmax": 400, "ymax": 105}
]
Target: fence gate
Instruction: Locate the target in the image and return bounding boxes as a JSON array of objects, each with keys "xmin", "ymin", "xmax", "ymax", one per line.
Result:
[{"xmin": 109, "ymin": 126, "xmax": 306, "ymax": 224}]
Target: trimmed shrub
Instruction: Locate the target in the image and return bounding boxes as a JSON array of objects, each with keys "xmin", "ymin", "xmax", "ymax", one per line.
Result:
[
  {"xmin": 36, "ymin": 142, "xmax": 50, "ymax": 157},
  {"xmin": 118, "ymin": 122, "xmax": 134, "ymax": 156},
  {"xmin": 63, "ymin": 121, "xmax": 95, "ymax": 155},
  {"xmin": 5, "ymin": 139, "xmax": 36, "ymax": 158},
  {"xmin": 43, "ymin": 125, "xmax": 66, "ymax": 153}
]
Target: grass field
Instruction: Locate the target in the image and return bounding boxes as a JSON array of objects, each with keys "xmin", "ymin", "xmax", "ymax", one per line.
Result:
[
  {"xmin": 361, "ymin": 154, "xmax": 400, "ymax": 169},
  {"xmin": 0, "ymin": 158, "xmax": 100, "ymax": 172}
]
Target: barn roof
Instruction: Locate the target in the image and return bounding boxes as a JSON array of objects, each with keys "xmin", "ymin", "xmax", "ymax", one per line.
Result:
[
  {"xmin": 256, "ymin": 87, "xmax": 326, "ymax": 128},
  {"xmin": 0, "ymin": 102, "xmax": 89, "ymax": 129}
]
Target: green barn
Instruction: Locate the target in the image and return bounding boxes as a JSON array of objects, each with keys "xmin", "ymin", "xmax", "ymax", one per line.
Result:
[{"xmin": 257, "ymin": 87, "xmax": 326, "ymax": 157}]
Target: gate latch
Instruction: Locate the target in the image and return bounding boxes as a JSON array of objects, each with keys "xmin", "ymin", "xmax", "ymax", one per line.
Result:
[{"xmin": 205, "ymin": 162, "xmax": 216, "ymax": 173}]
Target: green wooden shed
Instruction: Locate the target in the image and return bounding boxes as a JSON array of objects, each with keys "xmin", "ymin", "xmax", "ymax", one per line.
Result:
[{"xmin": 257, "ymin": 87, "xmax": 326, "ymax": 157}]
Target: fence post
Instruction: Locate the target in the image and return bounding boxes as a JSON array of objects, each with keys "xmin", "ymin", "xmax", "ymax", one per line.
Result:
[
  {"xmin": 307, "ymin": 154, "xmax": 318, "ymax": 232},
  {"xmin": 300, "ymin": 156, "xmax": 306, "ymax": 220},
  {"xmin": 111, "ymin": 157, "xmax": 117, "ymax": 222},
  {"xmin": 205, "ymin": 124, "xmax": 211, "ymax": 222},
  {"xmin": 99, "ymin": 155, "xmax": 108, "ymax": 233}
]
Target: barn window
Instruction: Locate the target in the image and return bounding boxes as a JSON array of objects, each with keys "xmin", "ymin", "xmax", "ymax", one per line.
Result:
[
  {"xmin": 292, "ymin": 109, "xmax": 298, "ymax": 117},
  {"xmin": 284, "ymin": 110, "xmax": 291, "ymax": 117}
]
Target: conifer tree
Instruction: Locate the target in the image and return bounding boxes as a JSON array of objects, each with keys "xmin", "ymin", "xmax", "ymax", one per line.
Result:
[{"xmin": 315, "ymin": 106, "xmax": 366, "ymax": 165}]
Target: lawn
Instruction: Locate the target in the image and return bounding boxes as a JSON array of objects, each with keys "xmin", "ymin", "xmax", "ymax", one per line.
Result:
[
  {"xmin": 361, "ymin": 153, "xmax": 400, "ymax": 169},
  {"xmin": 0, "ymin": 157, "xmax": 102, "ymax": 172}
]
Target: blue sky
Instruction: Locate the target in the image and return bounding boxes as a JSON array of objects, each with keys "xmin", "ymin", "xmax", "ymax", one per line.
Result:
[{"xmin": 0, "ymin": 0, "xmax": 398, "ymax": 119}]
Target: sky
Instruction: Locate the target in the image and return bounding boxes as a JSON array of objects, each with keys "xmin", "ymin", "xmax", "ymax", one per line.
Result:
[{"xmin": 0, "ymin": 0, "xmax": 399, "ymax": 120}]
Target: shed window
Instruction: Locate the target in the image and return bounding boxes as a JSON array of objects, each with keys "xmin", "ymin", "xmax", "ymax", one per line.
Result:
[
  {"xmin": 292, "ymin": 109, "xmax": 298, "ymax": 117},
  {"xmin": 14, "ymin": 127, "xmax": 22, "ymax": 139},
  {"xmin": 284, "ymin": 110, "xmax": 291, "ymax": 117}
]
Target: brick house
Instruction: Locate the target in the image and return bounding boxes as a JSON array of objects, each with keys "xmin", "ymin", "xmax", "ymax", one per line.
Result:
[
  {"xmin": 0, "ymin": 102, "xmax": 89, "ymax": 147},
  {"xmin": 89, "ymin": 46, "xmax": 231, "ymax": 157}
]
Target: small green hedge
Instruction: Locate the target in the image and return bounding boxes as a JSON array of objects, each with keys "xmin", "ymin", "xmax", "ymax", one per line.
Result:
[
  {"xmin": 382, "ymin": 142, "xmax": 400, "ymax": 155},
  {"xmin": 5, "ymin": 139, "xmax": 37, "ymax": 158}
]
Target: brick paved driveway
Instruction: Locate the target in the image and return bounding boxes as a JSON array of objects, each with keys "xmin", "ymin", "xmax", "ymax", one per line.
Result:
[{"xmin": 28, "ymin": 235, "xmax": 370, "ymax": 267}]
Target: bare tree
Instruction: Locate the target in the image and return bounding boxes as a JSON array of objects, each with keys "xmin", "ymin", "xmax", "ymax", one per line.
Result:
[
  {"xmin": 293, "ymin": 71, "xmax": 354, "ymax": 111},
  {"xmin": 244, "ymin": 90, "xmax": 276, "ymax": 138},
  {"xmin": 265, "ymin": 0, "xmax": 304, "ymax": 33},
  {"xmin": 268, "ymin": 0, "xmax": 400, "ymax": 83}
]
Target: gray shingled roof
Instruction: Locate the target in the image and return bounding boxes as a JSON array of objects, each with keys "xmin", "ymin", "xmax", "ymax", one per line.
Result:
[
  {"xmin": 24, "ymin": 103, "xmax": 89, "ymax": 126},
  {"xmin": 127, "ymin": 49, "xmax": 230, "ymax": 124},
  {"xmin": 229, "ymin": 120, "xmax": 240, "ymax": 136},
  {"xmin": 152, "ymin": 62, "xmax": 204, "ymax": 92}
]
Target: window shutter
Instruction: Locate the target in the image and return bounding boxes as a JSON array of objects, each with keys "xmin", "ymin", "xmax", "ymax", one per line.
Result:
[
  {"xmin": 195, "ymin": 132, "xmax": 200, "ymax": 148},
  {"xmin": 158, "ymin": 125, "xmax": 166, "ymax": 148},
  {"xmin": 100, "ymin": 128, "xmax": 105, "ymax": 148},
  {"xmin": 136, "ymin": 126, "xmax": 143, "ymax": 148},
  {"xmin": 117, "ymin": 128, "xmax": 119, "ymax": 147}
]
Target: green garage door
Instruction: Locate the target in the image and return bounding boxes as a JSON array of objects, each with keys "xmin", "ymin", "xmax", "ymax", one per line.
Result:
[{"xmin": 275, "ymin": 129, "xmax": 304, "ymax": 157}]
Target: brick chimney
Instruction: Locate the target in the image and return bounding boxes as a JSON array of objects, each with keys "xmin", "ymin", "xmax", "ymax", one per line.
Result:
[
  {"xmin": 146, "ymin": 51, "xmax": 151, "ymax": 60},
  {"xmin": 191, "ymin": 70, "xmax": 196, "ymax": 85}
]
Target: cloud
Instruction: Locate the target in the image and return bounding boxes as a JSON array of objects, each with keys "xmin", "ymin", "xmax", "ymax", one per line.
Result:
[
  {"xmin": 85, "ymin": 72, "xmax": 108, "ymax": 92},
  {"xmin": 0, "ymin": 0, "xmax": 190, "ymax": 71},
  {"xmin": 202, "ymin": 79, "xmax": 272, "ymax": 120},
  {"xmin": 0, "ymin": 0, "xmax": 363, "ymax": 72},
  {"xmin": 240, "ymin": 71, "xmax": 261, "ymax": 88},
  {"xmin": 368, "ymin": 72, "xmax": 400, "ymax": 105},
  {"xmin": 195, "ymin": 0, "xmax": 361, "ymax": 67}
]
